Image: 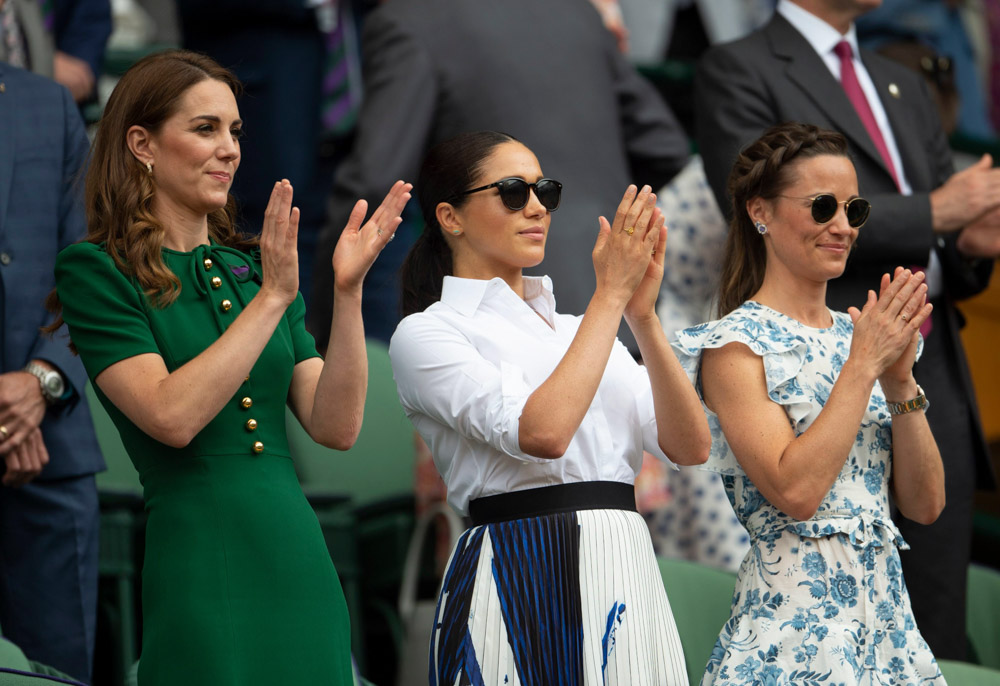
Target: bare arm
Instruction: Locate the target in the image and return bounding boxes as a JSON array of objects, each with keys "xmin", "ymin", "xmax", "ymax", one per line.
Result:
[
  {"xmin": 624, "ymin": 221, "xmax": 709, "ymax": 465},
  {"xmin": 96, "ymin": 181, "xmax": 302, "ymax": 447},
  {"xmin": 289, "ymin": 182, "xmax": 411, "ymax": 449},
  {"xmin": 702, "ymin": 270, "xmax": 932, "ymax": 520},
  {"xmin": 871, "ymin": 271, "xmax": 945, "ymax": 524},
  {"xmin": 518, "ymin": 185, "xmax": 660, "ymax": 458}
]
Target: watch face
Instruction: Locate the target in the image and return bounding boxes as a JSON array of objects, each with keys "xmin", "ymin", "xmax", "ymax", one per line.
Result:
[{"xmin": 43, "ymin": 372, "xmax": 65, "ymax": 397}]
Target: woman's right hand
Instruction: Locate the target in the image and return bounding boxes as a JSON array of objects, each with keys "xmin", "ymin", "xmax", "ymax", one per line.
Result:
[
  {"xmin": 592, "ymin": 184, "xmax": 661, "ymax": 307},
  {"xmin": 258, "ymin": 179, "xmax": 301, "ymax": 306},
  {"xmin": 847, "ymin": 268, "xmax": 932, "ymax": 382}
]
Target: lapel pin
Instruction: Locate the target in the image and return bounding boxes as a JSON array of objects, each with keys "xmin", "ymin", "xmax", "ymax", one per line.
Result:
[{"xmin": 888, "ymin": 83, "xmax": 900, "ymax": 98}]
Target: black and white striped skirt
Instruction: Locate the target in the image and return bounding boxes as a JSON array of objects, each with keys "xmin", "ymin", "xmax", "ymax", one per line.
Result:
[{"xmin": 428, "ymin": 482, "xmax": 689, "ymax": 686}]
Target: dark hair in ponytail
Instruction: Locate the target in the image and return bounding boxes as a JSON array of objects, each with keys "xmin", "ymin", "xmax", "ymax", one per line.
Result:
[
  {"xmin": 718, "ymin": 121, "xmax": 851, "ymax": 316},
  {"xmin": 400, "ymin": 130, "xmax": 517, "ymax": 316}
]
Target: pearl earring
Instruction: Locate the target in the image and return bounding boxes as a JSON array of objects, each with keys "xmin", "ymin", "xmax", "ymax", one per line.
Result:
[
  {"xmin": 146, "ymin": 161, "xmax": 153, "ymax": 175},
  {"xmin": 754, "ymin": 220, "xmax": 767, "ymax": 235}
]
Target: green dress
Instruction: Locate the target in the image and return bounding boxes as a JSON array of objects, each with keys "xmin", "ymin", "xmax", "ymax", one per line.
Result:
[{"xmin": 55, "ymin": 242, "xmax": 353, "ymax": 685}]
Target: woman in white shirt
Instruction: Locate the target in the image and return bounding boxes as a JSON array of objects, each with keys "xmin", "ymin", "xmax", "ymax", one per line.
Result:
[{"xmin": 389, "ymin": 131, "xmax": 710, "ymax": 685}]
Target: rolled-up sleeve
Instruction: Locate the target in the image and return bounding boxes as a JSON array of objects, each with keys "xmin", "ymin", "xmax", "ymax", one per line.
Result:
[{"xmin": 390, "ymin": 314, "xmax": 543, "ymax": 462}]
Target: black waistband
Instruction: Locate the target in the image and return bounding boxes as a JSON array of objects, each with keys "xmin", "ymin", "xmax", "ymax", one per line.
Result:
[{"xmin": 468, "ymin": 481, "xmax": 636, "ymax": 526}]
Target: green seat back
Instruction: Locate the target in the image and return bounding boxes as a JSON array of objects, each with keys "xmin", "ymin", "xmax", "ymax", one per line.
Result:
[
  {"xmin": 289, "ymin": 340, "xmax": 414, "ymax": 505},
  {"xmin": 658, "ymin": 557, "xmax": 737, "ymax": 686},
  {"xmin": 0, "ymin": 639, "xmax": 30, "ymax": 670},
  {"xmin": 86, "ymin": 382, "xmax": 142, "ymax": 496},
  {"xmin": 968, "ymin": 564, "xmax": 1000, "ymax": 669},
  {"xmin": 938, "ymin": 659, "xmax": 1000, "ymax": 685}
]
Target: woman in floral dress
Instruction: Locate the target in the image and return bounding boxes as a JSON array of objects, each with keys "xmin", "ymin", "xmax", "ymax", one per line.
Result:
[{"xmin": 673, "ymin": 122, "xmax": 947, "ymax": 685}]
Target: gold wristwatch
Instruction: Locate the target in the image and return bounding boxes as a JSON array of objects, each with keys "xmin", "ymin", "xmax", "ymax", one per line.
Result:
[{"xmin": 886, "ymin": 385, "xmax": 928, "ymax": 416}]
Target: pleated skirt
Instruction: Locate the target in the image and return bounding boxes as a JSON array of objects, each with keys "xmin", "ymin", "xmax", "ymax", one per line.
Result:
[{"xmin": 428, "ymin": 493, "xmax": 689, "ymax": 686}]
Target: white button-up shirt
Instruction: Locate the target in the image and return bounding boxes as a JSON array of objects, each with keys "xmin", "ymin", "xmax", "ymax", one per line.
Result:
[{"xmin": 389, "ymin": 275, "xmax": 675, "ymax": 515}]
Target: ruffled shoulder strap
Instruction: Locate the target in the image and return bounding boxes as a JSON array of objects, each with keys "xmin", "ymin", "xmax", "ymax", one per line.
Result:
[{"xmin": 672, "ymin": 302, "xmax": 815, "ymax": 476}]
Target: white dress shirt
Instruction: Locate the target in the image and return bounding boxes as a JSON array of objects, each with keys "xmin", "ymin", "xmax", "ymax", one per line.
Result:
[
  {"xmin": 389, "ymin": 275, "xmax": 675, "ymax": 516},
  {"xmin": 777, "ymin": 0, "xmax": 943, "ymax": 295}
]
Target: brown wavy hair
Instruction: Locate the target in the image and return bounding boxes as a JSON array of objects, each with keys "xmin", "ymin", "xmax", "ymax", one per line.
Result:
[
  {"xmin": 717, "ymin": 122, "xmax": 851, "ymax": 316},
  {"xmin": 47, "ymin": 50, "xmax": 257, "ymax": 328}
]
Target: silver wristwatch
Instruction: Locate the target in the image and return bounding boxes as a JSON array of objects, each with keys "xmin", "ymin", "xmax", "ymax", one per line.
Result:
[{"xmin": 24, "ymin": 362, "xmax": 66, "ymax": 405}]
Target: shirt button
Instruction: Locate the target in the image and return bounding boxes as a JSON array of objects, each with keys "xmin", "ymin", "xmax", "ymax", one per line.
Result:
[
  {"xmin": 211, "ymin": 276, "xmax": 222, "ymax": 289},
  {"xmin": 245, "ymin": 418, "xmax": 257, "ymax": 431},
  {"xmin": 252, "ymin": 441, "xmax": 264, "ymax": 454},
  {"xmin": 0, "ymin": 252, "xmax": 10, "ymax": 266},
  {"xmin": 241, "ymin": 397, "xmax": 252, "ymax": 409},
  {"xmin": 203, "ymin": 258, "xmax": 213, "ymax": 271},
  {"xmin": 220, "ymin": 299, "xmax": 232, "ymax": 312}
]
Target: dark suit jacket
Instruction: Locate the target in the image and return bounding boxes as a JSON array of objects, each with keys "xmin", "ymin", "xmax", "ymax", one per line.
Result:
[
  {"xmin": 695, "ymin": 14, "xmax": 993, "ymax": 487},
  {"xmin": 309, "ymin": 0, "xmax": 690, "ymax": 348},
  {"xmin": 0, "ymin": 63, "xmax": 102, "ymax": 480},
  {"xmin": 52, "ymin": 0, "xmax": 111, "ymax": 84}
]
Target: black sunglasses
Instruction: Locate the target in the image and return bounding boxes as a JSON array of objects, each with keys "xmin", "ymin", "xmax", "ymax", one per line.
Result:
[
  {"xmin": 780, "ymin": 194, "xmax": 871, "ymax": 228},
  {"xmin": 459, "ymin": 177, "xmax": 563, "ymax": 212}
]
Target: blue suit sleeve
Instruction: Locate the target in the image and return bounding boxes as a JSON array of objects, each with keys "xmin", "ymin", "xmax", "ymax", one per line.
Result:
[
  {"xmin": 29, "ymin": 87, "xmax": 91, "ymax": 401},
  {"xmin": 53, "ymin": 0, "xmax": 112, "ymax": 80}
]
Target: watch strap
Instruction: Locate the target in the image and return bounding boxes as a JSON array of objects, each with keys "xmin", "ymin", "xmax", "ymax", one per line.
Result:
[
  {"xmin": 23, "ymin": 362, "xmax": 63, "ymax": 405},
  {"xmin": 886, "ymin": 384, "xmax": 928, "ymax": 416}
]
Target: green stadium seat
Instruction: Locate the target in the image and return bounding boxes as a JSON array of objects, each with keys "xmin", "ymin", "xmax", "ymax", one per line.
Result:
[{"xmin": 658, "ymin": 557, "xmax": 737, "ymax": 686}]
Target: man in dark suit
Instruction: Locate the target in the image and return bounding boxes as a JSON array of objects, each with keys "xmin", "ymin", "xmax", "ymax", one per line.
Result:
[
  {"xmin": 0, "ymin": 60, "xmax": 103, "ymax": 682},
  {"xmin": 309, "ymin": 0, "xmax": 690, "ymax": 349},
  {"xmin": 695, "ymin": 0, "xmax": 1000, "ymax": 660}
]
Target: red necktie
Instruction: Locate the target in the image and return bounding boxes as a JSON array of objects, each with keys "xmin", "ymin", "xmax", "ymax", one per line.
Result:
[{"xmin": 834, "ymin": 41, "xmax": 901, "ymax": 192}]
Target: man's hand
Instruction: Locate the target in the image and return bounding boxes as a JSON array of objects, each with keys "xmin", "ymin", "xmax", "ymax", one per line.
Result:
[
  {"xmin": 930, "ymin": 154, "xmax": 1000, "ymax": 233},
  {"xmin": 0, "ymin": 371, "xmax": 46, "ymax": 456},
  {"xmin": 54, "ymin": 51, "xmax": 96, "ymax": 102},
  {"xmin": 2, "ymin": 428, "xmax": 49, "ymax": 487},
  {"xmin": 957, "ymin": 207, "xmax": 1000, "ymax": 259}
]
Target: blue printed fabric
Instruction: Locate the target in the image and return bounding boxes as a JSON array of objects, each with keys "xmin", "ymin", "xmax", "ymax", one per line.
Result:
[{"xmin": 673, "ymin": 302, "xmax": 944, "ymax": 685}]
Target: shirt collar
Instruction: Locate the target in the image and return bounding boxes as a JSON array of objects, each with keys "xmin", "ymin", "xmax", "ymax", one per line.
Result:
[
  {"xmin": 777, "ymin": 0, "xmax": 860, "ymax": 60},
  {"xmin": 440, "ymin": 275, "xmax": 556, "ymax": 321}
]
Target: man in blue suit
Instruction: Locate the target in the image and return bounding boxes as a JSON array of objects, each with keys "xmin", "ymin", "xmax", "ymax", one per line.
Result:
[{"xmin": 0, "ymin": 59, "xmax": 103, "ymax": 683}]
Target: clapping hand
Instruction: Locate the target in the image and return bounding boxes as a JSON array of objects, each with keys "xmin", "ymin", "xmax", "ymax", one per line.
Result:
[
  {"xmin": 592, "ymin": 185, "xmax": 663, "ymax": 310},
  {"xmin": 258, "ymin": 179, "xmax": 302, "ymax": 306},
  {"xmin": 847, "ymin": 268, "xmax": 932, "ymax": 389},
  {"xmin": 333, "ymin": 180, "xmax": 412, "ymax": 293}
]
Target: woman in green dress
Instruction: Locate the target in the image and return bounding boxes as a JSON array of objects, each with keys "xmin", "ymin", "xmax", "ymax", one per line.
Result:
[{"xmin": 48, "ymin": 50, "xmax": 410, "ymax": 685}]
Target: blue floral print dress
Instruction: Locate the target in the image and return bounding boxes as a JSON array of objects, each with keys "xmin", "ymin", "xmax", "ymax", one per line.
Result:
[{"xmin": 673, "ymin": 302, "xmax": 945, "ymax": 686}]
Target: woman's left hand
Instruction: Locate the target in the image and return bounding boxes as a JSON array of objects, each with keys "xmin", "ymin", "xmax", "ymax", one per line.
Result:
[
  {"xmin": 623, "ymin": 210, "xmax": 667, "ymax": 324},
  {"xmin": 875, "ymin": 268, "xmax": 926, "ymax": 395},
  {"xmin": 332, "ymin": 180, "xmax": 412, "ymax": 293}
]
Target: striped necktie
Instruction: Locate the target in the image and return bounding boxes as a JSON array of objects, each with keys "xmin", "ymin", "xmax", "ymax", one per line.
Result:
[{"xmin": 321, "ymin": 1, "xmax": 362, "ymax": 137}]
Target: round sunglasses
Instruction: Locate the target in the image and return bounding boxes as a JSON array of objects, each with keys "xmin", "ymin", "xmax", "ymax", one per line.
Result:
[
  {"xmin": 459, "ymin": 177, "xmax": 563, "ymax": 212},
  {"xmin": 779, "ymin": 194, "xmax": 871, "ymax": 228}
]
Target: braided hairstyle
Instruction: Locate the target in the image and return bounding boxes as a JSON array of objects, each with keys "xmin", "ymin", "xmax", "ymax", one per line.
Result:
[
  {"xmin": 717, "ymin": 122, "xmax": 851, "ymax": 316},
  {"xmin": 400, "ymin": 131, "xmax": 517, "ymax": 317}
]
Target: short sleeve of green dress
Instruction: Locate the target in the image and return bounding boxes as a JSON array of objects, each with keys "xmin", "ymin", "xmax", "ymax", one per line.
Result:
[{"xmin": 55, "ymin": 242, "xmax": 352, "ymax": 686}]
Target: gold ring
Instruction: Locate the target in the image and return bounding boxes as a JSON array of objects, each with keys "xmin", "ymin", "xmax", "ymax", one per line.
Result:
[
  {"xmin": 0, "ymin": 425, "xmax": 8, "ymax": 440},
  {"xmin": 377, "ymin": 228, "xmax": 383, "ymax": 237},
  {"xmin": 624, "ymin": 226, "xmax": 635, "ymax": 236},
  {"xmin": 651, "ymin": 249, "xmax": 656, "ymax": 256}
]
